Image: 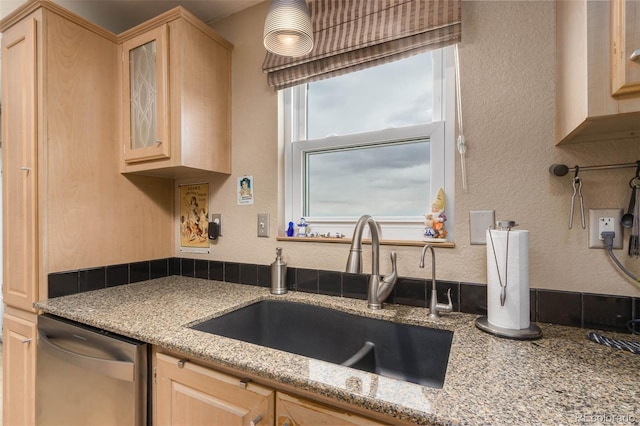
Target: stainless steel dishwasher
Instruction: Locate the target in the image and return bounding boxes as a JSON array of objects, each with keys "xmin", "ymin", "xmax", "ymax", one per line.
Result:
[{"xmin": 36, "ymin": 314, "xmax": 149, "ymax": 426}]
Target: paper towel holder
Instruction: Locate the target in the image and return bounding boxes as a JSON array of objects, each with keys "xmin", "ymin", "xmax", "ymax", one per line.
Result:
[{"xmin": 476, "ymin": 220, "xmax": 542, "ymax": 340}]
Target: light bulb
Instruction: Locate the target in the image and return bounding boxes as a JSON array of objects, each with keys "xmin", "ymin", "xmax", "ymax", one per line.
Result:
[{"xmin": 263, "ymin": 0, "xmax": 314, "ymax": 57}]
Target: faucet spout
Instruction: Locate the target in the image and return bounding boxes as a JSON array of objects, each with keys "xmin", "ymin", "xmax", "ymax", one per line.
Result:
[
  {"xmin": 346, "ymin": 215, "xmax": 375, "ymax": 274},
  {"xmin": 347, "ymin": 215, "xmax": 397, "ymax": 310},
  {"xmin": 420, "ymin": 244, "xmax": 453, "ymax": 319}
]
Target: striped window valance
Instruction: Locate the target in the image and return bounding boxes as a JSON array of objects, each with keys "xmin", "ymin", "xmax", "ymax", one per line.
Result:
[{"xmin": 262, "ymin": 0, "xmax": 461, "ymax": 90}]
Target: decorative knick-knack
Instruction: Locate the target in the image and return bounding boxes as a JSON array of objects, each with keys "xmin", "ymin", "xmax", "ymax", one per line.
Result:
[{"xmin": 424, "ymin": 188, "xmax": 447, "ymax": 240}]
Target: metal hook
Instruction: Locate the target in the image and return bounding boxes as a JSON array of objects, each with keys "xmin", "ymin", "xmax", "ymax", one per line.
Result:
[{"xmin": 570, "ymin": 173, "xmax": 585, "ymax": 229}]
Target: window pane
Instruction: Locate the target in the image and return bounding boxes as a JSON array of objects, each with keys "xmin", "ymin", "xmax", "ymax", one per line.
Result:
[
  {"xmin": 304, "ymin": 140, "xmax": 430, "ymax": 217},
  {"xmin": 307, "ymin": 53, "xmax": 433, "ymax": 139}
]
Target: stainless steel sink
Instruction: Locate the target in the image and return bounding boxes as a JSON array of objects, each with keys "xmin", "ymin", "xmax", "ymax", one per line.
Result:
[{"xmin": 190, "ymin": 300, "xmax": 453, "ymax": 388}]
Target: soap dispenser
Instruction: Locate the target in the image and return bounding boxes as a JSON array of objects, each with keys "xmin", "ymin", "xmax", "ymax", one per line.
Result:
[{"xmin": 271, "ymin": 247, "xmax": 288, "ymax": 295}]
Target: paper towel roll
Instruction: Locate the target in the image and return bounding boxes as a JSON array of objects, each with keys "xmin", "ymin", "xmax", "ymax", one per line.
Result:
[{"xmin": 486, "ymin": 229, "xmax": 530, "ymax": 330}]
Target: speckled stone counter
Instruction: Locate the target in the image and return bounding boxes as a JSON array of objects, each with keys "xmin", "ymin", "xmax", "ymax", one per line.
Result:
[{"xmin": 35, "ymin": 277, "xmax": 640, "ymax": 425}]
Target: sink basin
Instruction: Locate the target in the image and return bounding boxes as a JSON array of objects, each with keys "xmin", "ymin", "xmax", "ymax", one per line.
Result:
[{"xmin": 190, "ymin": 300, "xmax": 453, "ymax": 388}]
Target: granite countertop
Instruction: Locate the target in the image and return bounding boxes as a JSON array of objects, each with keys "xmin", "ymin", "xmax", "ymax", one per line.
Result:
[{"xmin": 35, "ymin": 277, "xmax": 640, "ymax": 425}]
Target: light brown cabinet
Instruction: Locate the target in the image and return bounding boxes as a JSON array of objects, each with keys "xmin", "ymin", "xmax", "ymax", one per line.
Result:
[
  {"xmin": 154, "ymin": 351, "xmax": 388, "ymax": 426},
  {"xmin": 2, "ymin": 309, "xmax": 37, "ymax": 426},
  {"xmin": 1, "ymin": 2, "xmax": 174, "ymax": 424},
  {"xmin": 276, "ymin": 392, "xmax": 386, "ymax": 426},
  {"xmin": 119, "ymin": 8, "xmax": 233, "ymax": 178},
  {"xmin": 611, "ymin": 0, "xmax": 640, "ymax": 96},
  {"xmin": 1, "ymin": 12, "xmax": 38, "ymax": 312},
  {"xmin": 154, "ymin": 353, "xmax": 274, "ymax": 426},
  {"xmin": 556, "ymin": 0, "xmax": 640, "ymax": 144},
  {"xmin": 122, "ymin": 25, "xmax": 171, "ymax": 164}
]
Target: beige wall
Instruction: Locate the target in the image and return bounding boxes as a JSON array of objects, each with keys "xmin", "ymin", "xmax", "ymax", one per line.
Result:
[{"xmin": 177, "ymin": 1, "xmax": 640, "ymax": 298}]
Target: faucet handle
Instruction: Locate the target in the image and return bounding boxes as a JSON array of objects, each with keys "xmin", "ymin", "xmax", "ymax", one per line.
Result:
[
  {"xmin": 436, "ymin": 288, "xmax": 454, "ymax": 314},
  {"xmin": 382, "ymin": 251, "xmax": 398, "ymax": 286}
]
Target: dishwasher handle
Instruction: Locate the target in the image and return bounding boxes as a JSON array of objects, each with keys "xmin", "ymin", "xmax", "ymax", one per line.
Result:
[{"xmin": 38, "ymin": 332, "xmax": 135, "ymax": 382}]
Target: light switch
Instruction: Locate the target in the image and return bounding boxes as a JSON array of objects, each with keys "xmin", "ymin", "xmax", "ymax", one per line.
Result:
[
  {"xmin": 469, "ymin": 210, "xmax": 495, "ymax": 245},
  {"xmin": 257, "ymin": 213, "xmax": 270, "ymax": 237}
]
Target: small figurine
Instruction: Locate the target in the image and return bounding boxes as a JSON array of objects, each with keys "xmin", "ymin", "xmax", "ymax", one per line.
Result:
[
  {"xmin": 286, "ymin": 221, "xmax": 295, "ymax": 237},
  {"xmin": 424, "ymin": 188, "xmax": 447, "ymax": 240},
  {"xmin": 297, "ymin": 217, "xmax": 308, "ymax": 237}
]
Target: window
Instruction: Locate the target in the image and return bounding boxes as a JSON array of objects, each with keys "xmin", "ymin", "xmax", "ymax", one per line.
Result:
[{"xmin": 282, "ymin": 47, "xmax": 455, "ymax": 241}]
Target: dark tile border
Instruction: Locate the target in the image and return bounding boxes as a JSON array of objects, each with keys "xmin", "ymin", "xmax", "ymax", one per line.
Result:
[{"xmin": 48, "ymin": 257, "xmax": 639, "ymax": 333}]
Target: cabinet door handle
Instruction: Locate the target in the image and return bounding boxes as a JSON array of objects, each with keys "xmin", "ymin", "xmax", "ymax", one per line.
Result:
[
  {"xmin": 20, "ymin": 166, "xmax": 31, "ymax": 171},
  {"xmin": 250, "ymin": 414, "xmax": 262, "ymax": 426},
  {"xmin": 155, "ymin": 139, "xmax": 163, "ymax": 145},
  {"xmin": 631, "ymin": 49, "xmax": 640, "ymax": 62},
  {"xmin": 20, "ymin": 338, "xmax": 32, "ymax": 344}
]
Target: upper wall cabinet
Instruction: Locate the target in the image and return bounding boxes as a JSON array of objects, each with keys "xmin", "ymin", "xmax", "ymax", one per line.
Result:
[
  {"xmin": 611, "ymin": 0, "xmax": 640, "ymax": 96},
  {"xmin": 119, "ymin": 8, "xmax": 233, "ymax": 178},
  {"xmin": 556, "ymin": 0, "xmax": 640, "ymax": 144},
  {"xmin": 122, "ymin": 25, "xmax": 170, "ymax": 164}
]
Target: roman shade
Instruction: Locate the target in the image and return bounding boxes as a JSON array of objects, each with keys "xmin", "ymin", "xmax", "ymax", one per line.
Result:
[{"xmin": 262, "ymin": 0, "xmax": 461, "ymax": 90}]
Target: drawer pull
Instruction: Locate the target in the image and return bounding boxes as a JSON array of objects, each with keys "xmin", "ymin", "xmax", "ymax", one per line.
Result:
[
  {"xmin": 176, "ymin": 359, "xmax": 186, "ymax": 368},
  {"xmin": 20, "ymin": 338, "xmax": 32, "ymax": 344},
  {"xmin": 239, "ymin": 378, "xmax": 251, "ymax": 389},
  {"xmin": 631, "ymin": 49, "xmax": 640, "ymax": 62},
  {"xmin": 250, "ymin": 414, "xmax": 262, "ymax": 426},
  {"xmin": 20, "ymin": 166, "xmax": 31, "ymax": 171}
]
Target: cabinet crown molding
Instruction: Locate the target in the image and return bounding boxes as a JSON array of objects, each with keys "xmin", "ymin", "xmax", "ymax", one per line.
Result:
[{"xmin": 0, "ymin": 0, "xmax": 117, "ymax": 42}]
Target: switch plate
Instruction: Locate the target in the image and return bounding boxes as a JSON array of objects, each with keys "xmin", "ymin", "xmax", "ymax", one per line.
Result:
[
  {"xmin": 257, "ymin": 213, "xmax": 270, "ymax": 237},
  {"xmin": 211, "ymin": 214, "xmax": 222, "ymax": 236},
  {"xmin": 469, "ymin": 210, "xmax": 495, "ymax": 245},
  {"xmin": 588, "ymin": 209, "xmax": 623, "ymax": 249}
]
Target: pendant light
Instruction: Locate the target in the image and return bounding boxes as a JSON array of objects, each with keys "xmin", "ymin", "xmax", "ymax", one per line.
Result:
[{"xmin": 263, "ymin": 0, "xmax": 314, "ymax": 57}]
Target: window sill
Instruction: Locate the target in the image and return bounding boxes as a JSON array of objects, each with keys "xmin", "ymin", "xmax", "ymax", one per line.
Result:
[{"xmin": 275, "ymin": 236, "xmax": 455, "ymax": 248}]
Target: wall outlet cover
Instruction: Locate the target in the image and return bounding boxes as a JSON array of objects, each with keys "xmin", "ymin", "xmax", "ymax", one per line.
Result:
[
  {"xmin": 588, "ymin": 209, "xmax": 623, "ymax": 249},
  {"xmin": 469, "ymin": 210, "xmax": 495, "ymax": 245}
]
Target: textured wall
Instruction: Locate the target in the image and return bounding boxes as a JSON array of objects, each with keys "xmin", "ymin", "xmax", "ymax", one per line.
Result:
[{"xmin": 177, "ymin": 1, "xmax": 640, "ymax": 297}]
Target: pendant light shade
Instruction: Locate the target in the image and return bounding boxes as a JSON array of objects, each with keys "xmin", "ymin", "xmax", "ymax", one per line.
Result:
[{"xmin": 263, "ymin": 0, "xmax": 314, "ymax": 57}]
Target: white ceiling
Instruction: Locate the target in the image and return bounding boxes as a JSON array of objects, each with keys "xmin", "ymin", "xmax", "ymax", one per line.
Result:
[{"xmin": 1, "ymin": 0, "xmax": 264, "ymax": 33}]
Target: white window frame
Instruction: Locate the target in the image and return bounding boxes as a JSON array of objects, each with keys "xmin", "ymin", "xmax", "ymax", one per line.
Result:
[{"xmin": 281, "ymin": 46, "xmax": 456, "ymax": 241}]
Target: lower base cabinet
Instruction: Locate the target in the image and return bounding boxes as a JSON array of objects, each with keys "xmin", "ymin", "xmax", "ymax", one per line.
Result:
[
  {"xmin": 276, "ymin": 392, "xmax": 385, "ymax": 426},
  {"xmin": 2, "ymin": 309, "xmax": 37, "ymax": 426},
  {"xmin": 155, "ymin": 352, "xmax": 274, "ymax": 425},
  {"xmin": 154, "ymin": 352, "xmax": 386, "ymax": 426}
]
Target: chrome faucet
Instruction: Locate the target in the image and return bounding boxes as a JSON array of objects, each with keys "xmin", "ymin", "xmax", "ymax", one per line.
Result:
[
  {"xmin": 419, "ymin": 244, "xmax": 453, "ymax": 319},
  {"xmin": 346, "ymin": 215, "xmax": 398, "ymax": 310}
]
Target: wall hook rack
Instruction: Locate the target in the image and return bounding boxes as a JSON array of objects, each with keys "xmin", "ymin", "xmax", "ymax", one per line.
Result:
[{"xmin": 549, "ymin": 161, "xmax": 639, "ymax": 177}]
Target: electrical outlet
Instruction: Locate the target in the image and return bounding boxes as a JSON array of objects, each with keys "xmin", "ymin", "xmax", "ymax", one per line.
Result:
[
  {"xmin": 598, "ymin": 217, "xmax": 615, "ymax": 237},
  {"xmin": 588, "ymin": 209, "xmax": 623, "ymax": 249},
  {"xmin": 211, "ymin": 214, "xmax": 222, "ymax": 236},
  {"xmin": 257, "ymin": 213, "xmax": 270, "ymax": 237}
]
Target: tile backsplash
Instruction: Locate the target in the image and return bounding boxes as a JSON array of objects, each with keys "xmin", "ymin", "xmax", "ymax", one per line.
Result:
[{"xmin": 48, "ymin": 257, "xmax": 639, "ymax": 334}]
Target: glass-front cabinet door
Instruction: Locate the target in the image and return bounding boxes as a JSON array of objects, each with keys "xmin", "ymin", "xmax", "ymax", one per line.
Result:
[{"xmin": 121, "ymin": 25, "xmax": 170, "ymax": 163}]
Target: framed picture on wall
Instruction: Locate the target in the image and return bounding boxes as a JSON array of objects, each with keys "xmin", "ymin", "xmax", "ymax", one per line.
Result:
[
  {"xmin": 179, "ymin": 183, "xmax": 209, "ymax": 250},
  {"xmin": 237, "ymin": 175, "xmax": 254, "ymax": 205}
]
